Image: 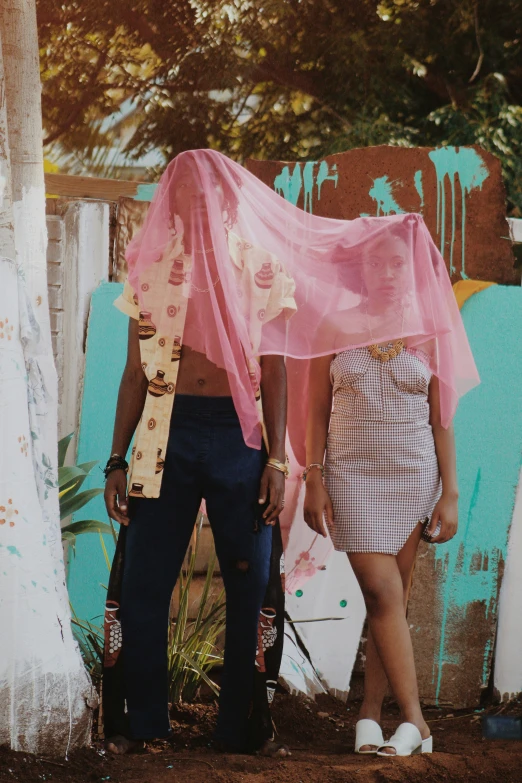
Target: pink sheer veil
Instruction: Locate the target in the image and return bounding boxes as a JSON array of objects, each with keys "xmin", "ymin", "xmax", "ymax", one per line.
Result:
[{"xmin": 126, "ymin": 149, "xmax": 479, "ymax": 589}]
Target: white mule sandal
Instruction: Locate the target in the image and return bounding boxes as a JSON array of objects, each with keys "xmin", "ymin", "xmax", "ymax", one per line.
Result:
[
  {"xmin": 376, "ymin": 722, "xmax": 433, "ymax": 757},
  {"xmin": 355, "ymin": 719, "xmax": 385, "ymax": 754}
]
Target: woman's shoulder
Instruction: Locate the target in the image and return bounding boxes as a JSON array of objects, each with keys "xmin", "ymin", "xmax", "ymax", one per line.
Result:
[{"xmin": 319, "ymin": 305, "xmax": 368, "ymax": 347}]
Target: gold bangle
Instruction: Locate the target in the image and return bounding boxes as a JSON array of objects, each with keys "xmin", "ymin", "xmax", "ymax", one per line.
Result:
[{"xmin": 266, "ymin": 458, "xmax": 289, "ymax": 478}]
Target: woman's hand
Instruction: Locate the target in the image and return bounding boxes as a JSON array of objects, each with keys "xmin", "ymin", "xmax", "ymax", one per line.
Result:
[
  {"xmin": 427, "ymin": 491, "xmax": 458, "ymax": 544},
  {"xmin": 258, "ymin": 466, "xmax": 285, "ymax": 525},
  {"xmin": 104, "ymin": 469, "xmax": 130, "ymax": 526},
  {"xmin": 303, "ymin": 475, "xmax": 333, "ymax": 538}
]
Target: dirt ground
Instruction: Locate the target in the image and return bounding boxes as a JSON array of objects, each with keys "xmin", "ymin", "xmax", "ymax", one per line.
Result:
[{"xmin": 1, "ymin": 694, "xmax": 522, "ymax": 783}]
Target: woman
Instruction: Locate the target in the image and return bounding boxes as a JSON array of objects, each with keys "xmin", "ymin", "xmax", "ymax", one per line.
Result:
[{"xmin": 302, "ymin": 228, "xmax": 460, "ymax": 757}]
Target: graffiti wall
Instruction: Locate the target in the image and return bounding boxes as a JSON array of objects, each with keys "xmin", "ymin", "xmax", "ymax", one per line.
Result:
[{"xmin": 247, "ymin": 145, "xmax": 516, "ymax": 285}]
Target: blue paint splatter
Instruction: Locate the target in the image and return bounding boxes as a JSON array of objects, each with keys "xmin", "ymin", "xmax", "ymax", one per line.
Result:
[
  {"xmin": 274, "ymin": 161, "xmax": 338, "ymax": 213},
  {"xmin": 414, "ymin": 170, "xmax": 424, "ymax": 210},
  {"xmin": 316, "ymin": 161, "xmax": 338, "ymax": 199},
  {"xmin": 368, "ymin": 176, "xmax": 405, "ymax": 217},
  {"xmin": 274, "ymin": 164, "xmax": 303, "ymax": 207},
  {"xmin": 431, "ymin": 287, "xmax": 522, "ymax": 703},
  {"xmin": 7, "ymin": 546, "xmax": 21, "ymax": 558},
  {"xmin": 303, "ymin": 162, "xmax": 315, "ymax": 213},
  {"xmin": 428, "ymin": 147, "xmax": 489, "ymax": 278},
  {"xmin": 134, "ymin": 183, "xmax": 157, "ymax": 202}
]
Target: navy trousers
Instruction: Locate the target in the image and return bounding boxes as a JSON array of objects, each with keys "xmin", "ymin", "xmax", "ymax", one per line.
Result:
[{"xmin": 120, "ymin": 395, "xmax": 272, "ymax": 748}]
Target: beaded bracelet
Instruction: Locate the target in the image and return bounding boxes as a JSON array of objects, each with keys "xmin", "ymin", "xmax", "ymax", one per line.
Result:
[
  {"xmin": 302, "ymin": 463, "xmax": 324, "ymax": 481},
  {"xmin": 103, "ymin": 455, "xmax": 129, "ymax": 480}
]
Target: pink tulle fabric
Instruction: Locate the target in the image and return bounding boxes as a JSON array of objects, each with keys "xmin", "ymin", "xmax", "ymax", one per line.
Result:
[{"xmin": 126, "ymin": 149, "xmax": 479, "ymax": 590}]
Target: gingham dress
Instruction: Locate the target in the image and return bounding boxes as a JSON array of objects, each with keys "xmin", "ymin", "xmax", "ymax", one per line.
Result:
[{"xmin": 325, "ymin": 346, "xmax": 441, "ymax": 554}]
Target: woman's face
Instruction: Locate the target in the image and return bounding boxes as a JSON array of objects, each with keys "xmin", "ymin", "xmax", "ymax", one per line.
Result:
[{"xmin": 360, "ymin": 236, "xmax": 411, "ymax": 304}]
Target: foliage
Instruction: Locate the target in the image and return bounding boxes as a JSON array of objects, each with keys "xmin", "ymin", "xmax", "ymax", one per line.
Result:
[
  {"xmin": 58, "ymin": 432, "xmax": 111, "ymax": 550},
  {"xmin": 37, "ymin": 0, "xmax": 522, "ymax": 212},
  {"xmin": 168, "ymin": 514, "xmax": 226, "ymax": 703},
  {"xmin": 71, "ymin": 514, "xmax": 226, "ymax": 702}
]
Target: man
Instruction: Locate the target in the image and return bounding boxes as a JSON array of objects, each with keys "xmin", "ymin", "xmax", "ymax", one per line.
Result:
[{"xmin": 102, "ymin": 152, "xmax": 295, "ymax": 755}]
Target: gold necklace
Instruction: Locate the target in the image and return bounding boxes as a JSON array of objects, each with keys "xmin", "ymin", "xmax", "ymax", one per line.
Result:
[{"xmin": 368, "ymin": 339, "xmax": 404, "ymax": 362}]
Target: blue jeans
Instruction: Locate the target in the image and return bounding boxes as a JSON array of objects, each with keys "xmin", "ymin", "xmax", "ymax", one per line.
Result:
[{"xmin": 120, "ymin": 395, "xmax": 272, "ymax": 748}]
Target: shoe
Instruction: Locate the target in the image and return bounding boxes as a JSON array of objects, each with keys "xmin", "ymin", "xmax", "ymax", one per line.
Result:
[
  {"xmin": 376, "ymin": 722, "xmax": 432, "ymax": 757},
  {"xmin": 355, "ymin": 719, "xmax": 385, "ymax": 754}
]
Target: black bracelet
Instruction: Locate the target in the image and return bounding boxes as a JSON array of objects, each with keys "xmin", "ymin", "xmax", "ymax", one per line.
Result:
[{"xmin": 103, "ymin": 457, "xmax": 129, "ymax": 480}]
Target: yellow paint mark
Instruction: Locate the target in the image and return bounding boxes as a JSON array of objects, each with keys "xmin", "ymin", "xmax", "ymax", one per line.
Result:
[{"xmin": 453, "ymin": 280, "xmax": 496, "ymax": 310}]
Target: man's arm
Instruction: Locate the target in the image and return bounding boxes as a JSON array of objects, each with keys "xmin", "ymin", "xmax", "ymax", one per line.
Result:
[
  {"xmin": 259, "ymin": 354, "xmax": 287, "ymax": 524},
  {"xmin": 104, "ymin": 318, "xmax": 148, "ymax": 526}
]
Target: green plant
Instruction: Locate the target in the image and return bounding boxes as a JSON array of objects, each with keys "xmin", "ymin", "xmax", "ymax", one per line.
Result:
[
  {"xmin": 58, "ymin": 432, "xmax": 112, "ymax": 550},
  {"xmin": 168, "ymin": 514, "xmax": 226, "ymax": 703},
  {"xmin": 71, "ymin": 514, "xmax": 226, "ymax": 702}
]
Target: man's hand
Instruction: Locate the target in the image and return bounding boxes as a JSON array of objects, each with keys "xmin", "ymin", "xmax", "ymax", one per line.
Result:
[
  {"xmin": 258, "ymin": 465, "xmax": 285, "ymax": 525},
  {"xmin": 104, "ymin": 470, "xmax": 130, "ymax": 526}
]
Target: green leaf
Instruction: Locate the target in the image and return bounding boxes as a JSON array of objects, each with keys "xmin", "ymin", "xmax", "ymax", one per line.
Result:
[
  {"xmin": 58, "ymin": 466, "xmax": 88, "ymax": 488},
  {"xmin": 61, "ymin": 530, "xmax": 76, "ymax": 553},
  {"xmin": 60, "ymin": 487, "xmax": 104, "ymax": 518},
  {"xmin": 61, "ymin": 519, "xmax": 113, "ymax": 537},
  {"xmin": 77, "ymin": 460, "xmax": 99, "ymax": 475},
  {"xmin": 178, "ymin": 650, "xmax": 220, "ymax": 697},
  {"xmin": 58, "ymin": 433, "xmax": 74, "ymax": 467}
]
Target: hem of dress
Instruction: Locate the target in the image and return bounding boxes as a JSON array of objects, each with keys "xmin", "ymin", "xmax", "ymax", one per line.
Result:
[{"xmin": 330, "ymin": 518, "xmax": 432, "ymax": 556}]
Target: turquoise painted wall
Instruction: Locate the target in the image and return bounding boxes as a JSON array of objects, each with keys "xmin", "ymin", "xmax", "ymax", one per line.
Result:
[
  {"xmin": 67, "ymin": 283, "xmax": 127, "ymax": 623},
  {"xmin": 433, "ymin": 285, "xmax": 522, "ymax": 698}
]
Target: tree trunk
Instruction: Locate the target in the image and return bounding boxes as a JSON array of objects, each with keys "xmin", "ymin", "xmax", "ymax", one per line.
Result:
[{"xmin": 0, "ymin": 2, "xmax": 95, "ymax": 755}]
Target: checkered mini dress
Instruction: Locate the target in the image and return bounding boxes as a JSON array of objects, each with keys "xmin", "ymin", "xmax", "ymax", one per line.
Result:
[{"xmin": 325, "ymin": 347, "xmax": 441, "ymax": 554}]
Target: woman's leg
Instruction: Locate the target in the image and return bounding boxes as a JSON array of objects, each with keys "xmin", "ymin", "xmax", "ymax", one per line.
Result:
[
  {"xmin": 356, "ymin": 524, "xmax": 424, "ymax": 749},
  {"xmin": 349, "ymin": 529, "xmax": 429, "ymax": 748}
]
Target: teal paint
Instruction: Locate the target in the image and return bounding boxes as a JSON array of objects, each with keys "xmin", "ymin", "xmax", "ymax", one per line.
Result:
[
  {"xmin": 368, "ymin": 176, "xmax": 405, "ymax": 217},
  {"xmin": 482, "ymin": 638, "xmax": 493, "ymax": 683},
  {"xmin": 67, "ymin": 283, "xmax": 129, "ymax": 623},
  {"xmin": 274, "ymin": 161, "xmax": 338, "ymax": 212},
  {"xmin": 316, "ymin": 161, "xmax": 338, "ymax": 199},
  {"xmin": 134, "ymin": 183, "xmax": 157, "ymax": 202},
  {"xmin": 414, "ymin": 170, "xmax": 424, "ymax": 211},
  {"xmin": 432, "ymin": 286, "xmax": 522, "ymax": 702},
  {"xmin": 7, "ymin": 546, "xmax": 21, "ymax": 558},
  {"xmin": 303, "ymin": 162, "xmax": 315, "ymax": 213},
  {"xmin": 428, "ymin": 147, "xmax": 489, "ymax": 278},
  {"xmin": 274, "ymin": 164, "xmax": 303, "ymax": 207}
]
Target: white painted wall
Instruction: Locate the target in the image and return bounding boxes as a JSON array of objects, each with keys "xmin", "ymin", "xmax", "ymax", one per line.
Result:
[
  {"xmin": 59, "ymin": 201, "xmax": 110, "ymax": 441},
  {"xmin": 507, "ymin": 217, "xmax": 522, "ymax": 243},
  {"xmin": 494, "ymin": 466, "xmax": 522, "ymax": 700}
]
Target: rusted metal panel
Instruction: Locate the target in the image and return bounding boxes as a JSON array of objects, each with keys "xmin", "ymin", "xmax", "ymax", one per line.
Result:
[{"xmin": 247, "ymin": 145, "xmax": 517, "ymax": 285}]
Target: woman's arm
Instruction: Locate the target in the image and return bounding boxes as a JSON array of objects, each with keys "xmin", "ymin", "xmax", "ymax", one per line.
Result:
[
  {"xmin": 427, "ymin": 375, "xmax": 459, "ymax": 543},
  {"xmin": 259, "ymin": 354, "xmax": 287, "ymax": 524},
  {"xmin": 303, "ymin": 354, "xmax": 335, "ymax": 537},
  {"xmin": 104, "ymin": 318, "xmax": 148, "ymax": 526}
]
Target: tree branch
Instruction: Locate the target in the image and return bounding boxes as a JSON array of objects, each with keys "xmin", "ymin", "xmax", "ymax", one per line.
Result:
[
  {"xmin": 469, "ymin": 0, "xmax": 484, "ymax": 83},
  {"xmin": 43, "ymin": 51, "xmax": 108, "ymax": 145}
]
